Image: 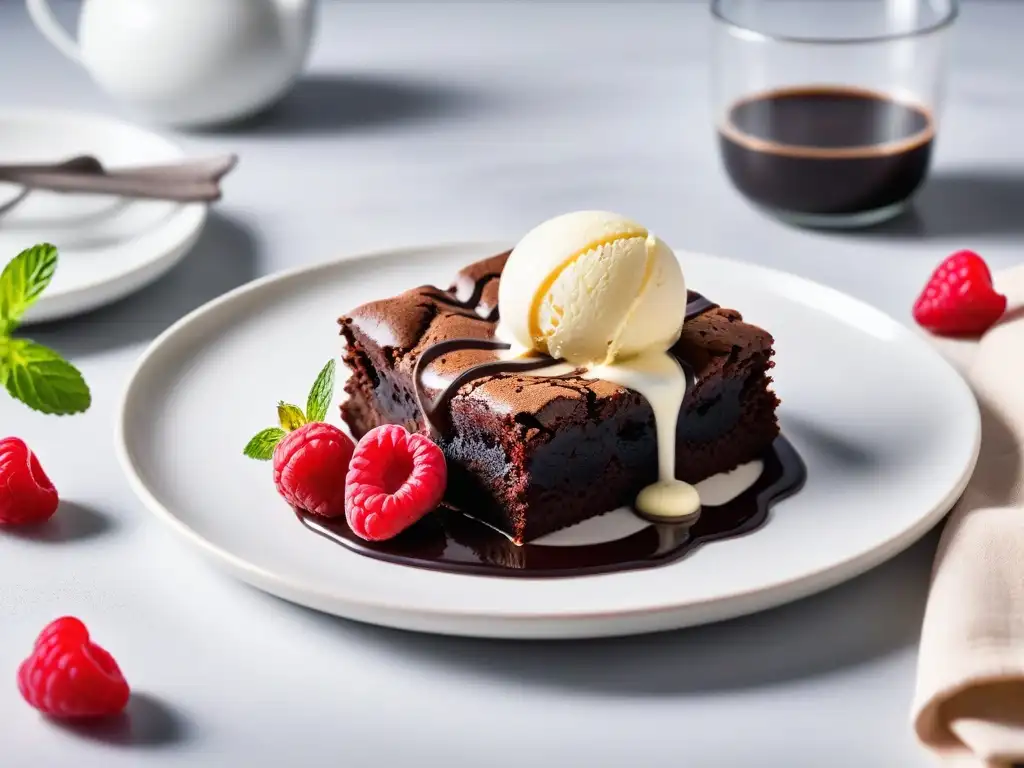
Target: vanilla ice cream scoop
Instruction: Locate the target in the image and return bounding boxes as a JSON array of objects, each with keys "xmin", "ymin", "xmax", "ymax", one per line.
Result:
[
  {"xmin": 497, "ymin": 210, "xmax": 700, "ymax": 522},
  {"xmin": 497, "ymin": 211, "xmax": 687, "ymax": 365}
]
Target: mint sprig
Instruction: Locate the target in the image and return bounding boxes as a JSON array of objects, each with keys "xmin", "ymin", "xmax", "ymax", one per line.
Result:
[
  {"xmin": 244, "ymin": 359, "xmax": 337, "ymax": 461},
  {"xmin": 243, "ymin": 427, "xmax": 287, "ymax": 460},
  {"xmin": 277, "ymin": 403, "xmax": 306, "ymax": 431},
  {"xmin": 0, "ymin": 338, "xmax": 91, "ymax": 415},
  {"xmin": 0, "ymin": 244, "xmax": 91, "ymax": 415},
  {"xmin": 305, "ymin": 360, "xmax": 336, "ymax": 423},
  {"xmin": 0, "ymin": 244, "xmax": 57, "ymax": 336}
]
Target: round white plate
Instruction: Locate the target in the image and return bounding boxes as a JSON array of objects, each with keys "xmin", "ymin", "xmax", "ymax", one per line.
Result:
[
  {"xmin": 116, "ymin": 243, "xmax": 980, "ymax": 639},
  {"xmin": 0, "ymin": 109, "xmax": 207, "ymax": 324}
]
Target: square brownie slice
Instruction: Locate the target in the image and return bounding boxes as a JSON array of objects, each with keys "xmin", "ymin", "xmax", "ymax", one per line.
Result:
[{"xmin": 339, "ymin": 251, "xmax": 780, "ymax": 543}]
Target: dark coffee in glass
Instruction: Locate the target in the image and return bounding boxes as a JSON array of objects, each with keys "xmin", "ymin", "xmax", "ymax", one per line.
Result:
[
  {"xmin": 719, "ymin": 86, "xmax": 935, "ymax": 219},
  {"xmin": 711, "ymin": 0, "xmax": 957, "ymax": 229}
]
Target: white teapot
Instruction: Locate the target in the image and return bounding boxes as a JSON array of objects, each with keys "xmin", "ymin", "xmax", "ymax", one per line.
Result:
[{"xmin": 27, "ymin": 0, "xmax": 318, "ymax": 128}]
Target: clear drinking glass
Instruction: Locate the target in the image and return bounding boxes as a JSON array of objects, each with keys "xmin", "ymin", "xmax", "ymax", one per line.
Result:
[{"xmin": 711, "ymin": 0, "xmax": 958, "ymax": 228}]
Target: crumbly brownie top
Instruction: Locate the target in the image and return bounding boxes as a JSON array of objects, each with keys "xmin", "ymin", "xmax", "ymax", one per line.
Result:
[{"xmin": 339, "ymin": 252, "xmax": 773, "ymax": 429}]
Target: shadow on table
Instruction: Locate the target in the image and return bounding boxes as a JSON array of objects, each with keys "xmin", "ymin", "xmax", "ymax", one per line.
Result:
[
  {"xmin": 287, "ymin": 531, "xmax": 938, "ymax": 695},
  {"xmin": 53, "ymin": 693, "xmax": 191, "ymax": 749},
  {"xmin": 3, "ymin": 501, "xmax": 116, "ymax": 544},
  {"xmin": 28, "ymin": 211, "xmax": 260, "ymax": 357},
  {"xmin": 197, "ymin": 73, "xmax": 482, "ymax": 136},
  {"xmin": 851, "ymin": 168, "xmax": 1024, "ymax": 239}
]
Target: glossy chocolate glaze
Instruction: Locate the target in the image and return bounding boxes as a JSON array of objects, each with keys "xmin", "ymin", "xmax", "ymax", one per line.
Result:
[{"xmin": 298, "ymin": 435, "xmax": 805, "ymax": 577}]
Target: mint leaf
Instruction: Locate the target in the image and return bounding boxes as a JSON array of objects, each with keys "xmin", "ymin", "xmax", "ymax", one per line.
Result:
[
  {"xmin": 277, "ymin": 403, "xmax": 306, "ymax": 431},
  {"xmin": 305, "ymin": 359, "xmax": 336, "ymax": 423},
  {"xmin": 0, "ymin": 337, "xmax": 90, "ymax": 415},
  {"xmin": 243, "ymin": 427, "xmax": 286, "ymax": 460},
  {"xmin": 0, "ymin": 244, "xmax": 58, "ymax": 335}
]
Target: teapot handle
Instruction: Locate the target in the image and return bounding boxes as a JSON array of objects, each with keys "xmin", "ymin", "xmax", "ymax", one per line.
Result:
[{"xmin": 26, "ymin": 0, "xmax": 82, "ymax": 64}]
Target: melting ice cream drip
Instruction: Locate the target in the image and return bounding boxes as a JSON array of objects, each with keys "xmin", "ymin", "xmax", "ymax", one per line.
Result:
[{"xmin": 495, "ymin": 210, "xmax": 701, "ymax": 521}]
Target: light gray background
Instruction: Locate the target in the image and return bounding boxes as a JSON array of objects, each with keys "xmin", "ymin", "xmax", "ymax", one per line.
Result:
[{"xmin": 1, "ymin": 2, "xmax": 1020, "ymax": 766}]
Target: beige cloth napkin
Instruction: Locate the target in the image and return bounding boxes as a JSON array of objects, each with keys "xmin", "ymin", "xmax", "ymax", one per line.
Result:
[{"xmin": 913, "ymin": 265, "xmax": 1024, "ymax": 767}]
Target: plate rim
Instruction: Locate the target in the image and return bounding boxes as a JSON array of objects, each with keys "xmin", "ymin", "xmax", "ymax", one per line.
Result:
[
  {"xmin": 114, "ymin": 241, "xmax": 981, "ymax": 633},
  {"xmin": 0, "ymin": 106, "xmax": 208, "ymax": 323}
]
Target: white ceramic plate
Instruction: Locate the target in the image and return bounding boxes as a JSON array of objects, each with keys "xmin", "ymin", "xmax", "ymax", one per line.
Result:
[
  {"xmin": 116, "ymin": 243, "xmax": 980, "ymax": 639},
  {"xmin": 0, "ymin": 108, "xmax": 206, "ymax": 323}
]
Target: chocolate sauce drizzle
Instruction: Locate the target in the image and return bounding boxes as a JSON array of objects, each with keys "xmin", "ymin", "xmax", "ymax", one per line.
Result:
[
  {"xmin": 684, "ymin": 291, "xmax": 717, "ymax": 319},
  {"xmin": 298, "ymin": 435, "xmax": 805, "ymax": 578},
  {"xmin": 421, "ymin": 266, "xmax": 503, "ymax": 324},
  {"xmin": 424, "ymin": 289, "xmax": 500, "ymax": 323},
  {"xmin": 411, "ymin": 291, "xmax": 717, "ymax": 438},
  {"xmin": 412, "ymin": 339, "xmax": 566, "ymax": 436}
]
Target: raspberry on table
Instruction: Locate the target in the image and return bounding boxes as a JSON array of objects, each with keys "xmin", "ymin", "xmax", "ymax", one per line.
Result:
[
  {"xmin": 273, "ymin": 422, "xmax": 355, "ymax": 517},
  {"xmin": 345, "ymin": 424, "xmax": 447, "ymax": 541},
  {"xmin": 0, "ymin": 437, "xmax": 59, "ymax": 525},
  {"xmin": 913, "ymin": 250, "xmax": 1008, "ymax": 337},
  {"xmin": 17, "ymin": 617, "xmax": 130, "ymax": 719},
  {"xmin": 34, "ymin": 616, "xmax": 89, "ymax": 648}
]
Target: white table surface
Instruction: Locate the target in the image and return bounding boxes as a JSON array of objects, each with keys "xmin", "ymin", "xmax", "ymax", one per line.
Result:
[{"xmin": 2, "ymin": 1, "xmax": 1021, "ymax": 766}]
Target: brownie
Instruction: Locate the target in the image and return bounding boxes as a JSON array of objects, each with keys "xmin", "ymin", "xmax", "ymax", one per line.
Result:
[{"xmin": 339, "ymin": 251, "xmax": 780, "ymax": 543}]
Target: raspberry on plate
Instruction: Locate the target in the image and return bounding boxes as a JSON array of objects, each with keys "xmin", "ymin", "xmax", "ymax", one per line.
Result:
[
  {"xmin": 244, "ymin": 359, "xmax": 355, "ymax": 516},
  {"xmin": 0, "ymin": 437, "xmax": 59, "ymax": 525},
  {"xmin": 913, "ymin": 250, "xmax": 1007, "ymax": 337},
  {"xmin": 18, "ymin": 617, "xmax": 130, "ymax": 719},
  {"xmin": 345, "ymin": 424, "xmax": 447, "ymax": 541},
  {"xmin": 273, "ymin": 422, "xmax": 355, "ymax": 517}
]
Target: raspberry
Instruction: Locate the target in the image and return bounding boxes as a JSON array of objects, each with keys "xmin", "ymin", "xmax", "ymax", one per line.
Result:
[
  {"xmin": 18, "ymin": 617, "xmax": 130, "ymax": 718},
  {"xmin": 0, "ymin": 437, "xmax": 59, "ymax": 525},
  {"xmin": 345, "ymin": 424, "xmax": 447, "ymax": 541},
  {"xmin": 273, "ymin": 422, "xmax": 354, "ymax": 517},
  {"xmin": 913, "ymin": 250, "xmax": 1007, "ymax": 337},
  {"xmin": 35, "ymin": 616, "xmax": 89, "ymax": 647}
]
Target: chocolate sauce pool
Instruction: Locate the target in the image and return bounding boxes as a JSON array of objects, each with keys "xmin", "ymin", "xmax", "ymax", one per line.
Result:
[{"xmin": 298, "ymin": 436, "xmax": 804, "ymax": 577}]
